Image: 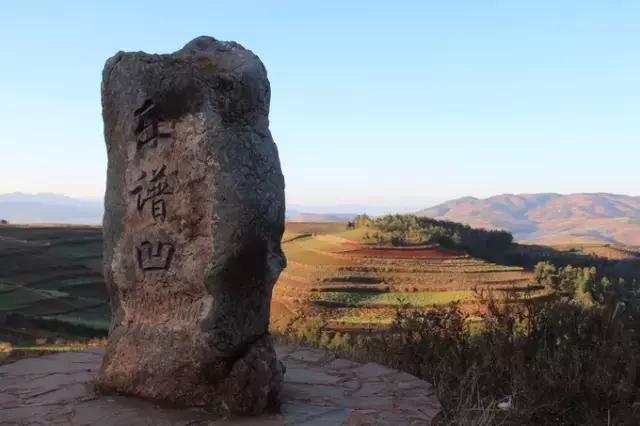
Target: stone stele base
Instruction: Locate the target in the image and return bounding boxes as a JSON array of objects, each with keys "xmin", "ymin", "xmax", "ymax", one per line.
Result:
[{"xmin": 0, "ymin": 345, "xmax": 441, "ymax": 425}]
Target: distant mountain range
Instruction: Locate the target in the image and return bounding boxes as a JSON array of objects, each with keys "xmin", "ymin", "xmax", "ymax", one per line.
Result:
[
  {"xmin": 286, "ymin": 211, "xmax": 357, "ymax": 223},
  {"xmin": 417, "ymin": 193, "xmax": 640, "ymax": 246},
  {"xmin": 286, "ymin": 203, "xmax": 413, "ymax": 222},
  {"xmin": 0, "ymin": 194, "xmax": 367, "ymax": 225},
  {"xmin": 0, "ymin": 193, "xmax": 103, "ymax": 224},
  {"xmin": 3, "ymin": 192, "xmax": 639, "ymax": 246}
]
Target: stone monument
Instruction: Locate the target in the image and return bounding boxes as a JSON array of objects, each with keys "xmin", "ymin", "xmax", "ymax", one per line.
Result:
[{"xmin": 96, "ymin": 36, "xmax": 286, "ymax": 415}]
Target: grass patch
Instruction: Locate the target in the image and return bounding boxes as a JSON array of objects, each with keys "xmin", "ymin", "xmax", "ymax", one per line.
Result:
[
  {"xmin": 313, "ymin": 290, "xmax": 472, "ymax": 307},
  {"xmin": 285, "ymin": 246, "xmax": 351, "ymax": 265},
  {"xmin": 285, "ymin": 222, "xmax": 347, "ymax": 235},
  {"xmin": 332, "ymin": 315, "xmax": 394, "ymax": 325}
]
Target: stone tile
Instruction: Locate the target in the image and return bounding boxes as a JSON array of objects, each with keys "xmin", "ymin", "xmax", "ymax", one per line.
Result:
[
  {"xmin": 284, "ymin": 366, "xmax": 341, "ymax": 386},
  {"xmin": 282, "ymin": 403, "xmax": 352, "ymax": 426},
  {"xmin": 391, "ymin": 370, "xmax": 424, "ymax": 383},
  {"xmin": 288, "ymin": 348, "xmax": 331, "ymax": 364},
  {"xmin": 281, "ymin": 382, "xmax": 349, "ymax": 407},
  {"xmin": 345, "ymin": 409, "xmax": 414, "ymax": 425},
  {"xmin": 0, "ymin": 392, "xmax": 19, "ymax": 405},
  {"xmin": 336, "ymin": 378, "xmax": 361, "ymax": 391},
  {"xmin": 326, "ymin": 358, "xmax": 360, "ymax": 371},
  {"xmin": 0, "ymin": 347, "xmax": 440, "ymax": 425},
  {"xmin": 274, "ymin": 344, "xmax": 296, "ymax": 359},
  {"xmin": 1, "ymin": 357, "xmax": 73, "ymax": 376},
  {"xmin": 351, "ymin": 362, "xmax": 398, "ymax": 380},
  {"xmin": 349, "ymin": 381, "xmax": 393, "ymax": 398},
  {"xmin": 19, "ymin": 370, "xmax": 94, "ymax": 393},
  {"xmin": 344, "ymin": 395, "xmax": 395, "ymax": 410},
  {"xmin": 25, "ymin": 382, "xmax": 91, "ymax": 406}
]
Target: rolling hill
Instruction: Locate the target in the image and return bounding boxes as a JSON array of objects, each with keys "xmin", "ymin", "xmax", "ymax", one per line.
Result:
[{"xmin": 417, "ymin": 193, "xmax": 640, "ymax": 246}]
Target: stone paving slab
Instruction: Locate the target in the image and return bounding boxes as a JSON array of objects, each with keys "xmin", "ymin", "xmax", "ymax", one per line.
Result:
[{"xmin": 0, "ymin": 345, "xmax": 440, "ymax": 425}]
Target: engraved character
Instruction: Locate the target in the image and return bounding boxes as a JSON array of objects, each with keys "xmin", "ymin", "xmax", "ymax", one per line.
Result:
[
  {"xmin": 134, "ymin": 100, "xmax": 172, "ymax": 149},
  {"xmin": 130, "ymin": 165, "xmax": 174, "ymax": 221},
  {"xmin": 136, "ymin": 241, "xmax": 175, "ymax": 272}
]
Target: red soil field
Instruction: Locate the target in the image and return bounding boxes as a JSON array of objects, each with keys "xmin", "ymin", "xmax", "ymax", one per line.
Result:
[{"xmin": 340, "ymin": 246, "xmax": 464, "ymax": 259}]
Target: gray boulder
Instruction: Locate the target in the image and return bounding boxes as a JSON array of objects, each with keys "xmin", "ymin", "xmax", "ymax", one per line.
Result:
[{"xmin": 97, "ymin": 36, "xmax": 286, "ymax": 415}]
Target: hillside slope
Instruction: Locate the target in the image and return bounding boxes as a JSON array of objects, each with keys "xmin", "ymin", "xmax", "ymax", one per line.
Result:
[{"xmin": 417, "ymin": 193, "xmax": 640, "ymax": 246}]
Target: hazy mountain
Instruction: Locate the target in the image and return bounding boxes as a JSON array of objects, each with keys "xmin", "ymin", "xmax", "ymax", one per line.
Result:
[
  {"xmin": 287, "ymin": 203, "xmax": 416, "ymax": 217},
  {"xmin": 0, "ymin": 193, "xmax": 103, "ymax": 224},
  {"xmin": 417, "ymin": 193, "xmax": 640, "ymax": 246},
  {"xmin": 0, "ymin": 194, "xmax": 366, "ymax": 225},
  {"xmin": 285, "ymin": 203, "xmax": 429, "ymax": 222},
  {"xmin": 7, "ymin": 192, "xmax": 639, "ymax": 246},
  {"xmin": 286, "ymin": 211, "xmax": 358, "ymax": 222}
]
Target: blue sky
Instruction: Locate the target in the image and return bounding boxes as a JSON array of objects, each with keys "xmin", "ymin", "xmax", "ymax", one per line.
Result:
[{"xmin": 0, "ymin": 1, "xmax": 638, "ymax": 209}]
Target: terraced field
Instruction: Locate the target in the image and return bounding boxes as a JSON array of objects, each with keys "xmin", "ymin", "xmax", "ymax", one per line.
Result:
[
  {"xmin": 272, "ymin": 223, "xmax": 545, "ymax": 330},
  {"xmin": 0, "ymin": 225, "xmax": 107, "ymax": 343},
  {"xmin": 0, "ymin": 223, "xmax": 545, "ymax": 342}
]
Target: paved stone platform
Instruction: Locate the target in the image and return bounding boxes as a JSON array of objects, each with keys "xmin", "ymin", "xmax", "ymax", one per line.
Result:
[{"xmin": 0, "ymin": 345, "xmax": 440, "ymax": 425}]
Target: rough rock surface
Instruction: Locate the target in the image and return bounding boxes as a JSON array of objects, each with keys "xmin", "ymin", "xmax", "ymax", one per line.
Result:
[
  {"xmin": 98, "ymin": 36, "xmax": 286, "ymax": 414},
  {"xmin": 0, "ymin": 346, "xmax": 441, "ymax": 425}
]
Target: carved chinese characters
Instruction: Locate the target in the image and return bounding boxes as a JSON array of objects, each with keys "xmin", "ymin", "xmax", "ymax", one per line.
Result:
[
  {"xmin": 129, "ymin": 100, "xmax": 176, "ymax": 273},
  {"xmin": 130, "ymin": 164, "xmax": 173, "ymax": 221},
  {"xmin": 134, "ymin": 100, "xmax": 173, "ymax": 149},
  {"xmin": 97, "ymin": 37, "xmax": 286, "ymax": 415},
  {"xmin": 136, "ymin": 241, "xmax": 174, "ymax": 272}
]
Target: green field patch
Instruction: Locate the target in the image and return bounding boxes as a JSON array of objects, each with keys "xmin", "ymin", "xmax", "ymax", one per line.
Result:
[
  {"xmin": 0, "ymin": 281, "xmax": 18, "ymax": 294},
  {"xmin": 51, "ymin": 236, "xmax": 103, "ymax": 245},
  {"xmin": 0, "ymin": 287, "xmax": 68, "ymax": 311},
  {"xmin": 58, "ymin": 276, "xmax": 103, "ymax": 286},
  {"xmin": 312, "ymin": 290, "xmax": 472, "ymax": 308},
  {"xmin": 47, "ymin": 242, "xmax": 102, "ymax": 260},
  {"xmin": 11, "ymin": 296, "xmax": 100, "ymax": 316},
  {"xmin": 0, "ymin": 247, "xmax": 47, "ymax": 258},
  {"xmin": 332, "ymin": 315, "xmax": 394, "ymax": 325},
  {"xmin": 0, "ymin": 227, "xmax": 102, "ymax": 243},
  {"xmin": 0, "ymin": 253, "xmax": 63, "ymax": 276},
  {"xmin": 24, "ymin": 280, "xmax": 74, "ymax": 292},
  {"xmin": 43, "ymin": 304, "xmax": 111, "ymax": 331},
  {"xmin": 335, "ymin": 227, "xmax": 371, "ymax": 242},
  {"xmin": 25, "ymin": 273, "xmax": 102, "ymax": 290},
  {"xmin": 58, "ymin": 282, "xmax": 107, "ymax": 300}
]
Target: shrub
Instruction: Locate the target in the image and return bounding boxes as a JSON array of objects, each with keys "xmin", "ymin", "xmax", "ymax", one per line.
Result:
[
  {"xmin": 353, "ymin": 214, "xmax": 513, "ymax": 255},
  {"xmin": 281, "ymin": 295, "xmax": 640, "ymax": 425}
]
